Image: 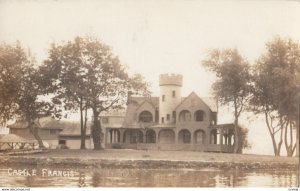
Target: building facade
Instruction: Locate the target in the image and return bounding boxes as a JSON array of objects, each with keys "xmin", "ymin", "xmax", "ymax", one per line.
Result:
[{"xmin": 105, "ymin": 74, "xmax": 236, "ymax": 153}]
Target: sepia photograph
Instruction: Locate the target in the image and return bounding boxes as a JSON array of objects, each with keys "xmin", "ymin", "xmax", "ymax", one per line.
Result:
[{"xmin": 0, "ymin": 0, "xmax": 299, "ymax": 189}]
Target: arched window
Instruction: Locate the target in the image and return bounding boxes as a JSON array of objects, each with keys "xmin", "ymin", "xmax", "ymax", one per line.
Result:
[
  {"xmin": 179, "ymin": 110, "xmax": 191, "ymax": 122},
  {"xmin": 139, "ymin": 111, "xmax": 153, "ymax": 122},
  {"xmin": 194, "ymin": 110, "xmax": 204, "ymax": 121}
]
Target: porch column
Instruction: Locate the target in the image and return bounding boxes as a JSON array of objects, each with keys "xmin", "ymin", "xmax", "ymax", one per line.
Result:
[
  {"xmin": 111, "ymin": 130, "xmax": 115, "ymax": 143},
  {"xmin": 220, "ymin": 130, "xmax": 223, "ymax": 145},
  {"xmin": 143, "ymin": 131, "xmax": 146, "ymax": 143},
  {"xmin": 106, "ymin": 129, "xmax": 110, "ymax": 144},
  {"xmin": 190, "ymin": 130, "xmax": 194, "ymax": 144},
  {"xmin": 119, "ymin": 129, "xmax": 124, "ymax": 143},
  {"xmin": 156, "ymin": 129, "xmax": 159, "ymax": 144},
  {"xmin": 174, "ymin": 130, "xmax": 178, "ymax": 144}
]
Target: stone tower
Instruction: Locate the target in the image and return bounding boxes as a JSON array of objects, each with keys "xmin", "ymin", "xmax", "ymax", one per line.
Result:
[{"xmin": 159, "ymin": 74, "xmax": 183, "ymax": 124}]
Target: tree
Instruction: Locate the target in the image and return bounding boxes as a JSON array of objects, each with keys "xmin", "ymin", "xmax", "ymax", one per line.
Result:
[
  {"xmin": 44, "ymin": 36, "xmax": 150, "ymax": 150},
  {"xmin": 43, "ymin": 39, "xmax": 92, "ymax": 149},
  {"xmin": 0, "ymin": 42, "xmax": 59, "ymax": 149},
  {"xmin": 202, "ymin": 48, "xmax": 252, "ymax": 153},
  {"xmin": 251, "ymin": 37, "xmax": 300, "ymax": 156},
  {"xmin": 0, "ymin": 42, "xmax": 24, "ymax": 126}
]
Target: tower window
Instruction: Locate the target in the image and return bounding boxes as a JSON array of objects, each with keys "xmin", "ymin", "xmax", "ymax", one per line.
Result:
[
  {"xmin": 172, "ymin": 91, "xmax": 176, "ymax": 98},
  {"xmin": 172, "ymin": 111, "xmax": 176, "ymax": 118},
  {"xmin": 162, "ymin": 117, "xmax": 164, "ymax": 123},
  {"xmin": 162, "ymin": 95, "xmax": 165, "ymax": 102},
  {"xmin": 167, "ymin": 114, "xmax": 170, "ymax": 121}
]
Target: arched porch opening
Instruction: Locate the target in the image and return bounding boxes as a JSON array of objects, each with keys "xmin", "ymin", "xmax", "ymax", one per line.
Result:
[
  {"xmin": 123, "ymin": 129, "xmax": 143, "ymax": 144},
  {"xmin": 210, "ymin": 129, "xmax": 220, "ymax": 144},
  {"xmin": 194, "ymin": 129, "xmax": 205, "ymax": 144},
  {"xmin": 158, "ymin": 129, "xmax": 175, "ymax": 144},
  {"xmin": 146, "ymin": 129, "xmax": 156, "ymax": 143},
  {"xmin": 178, "ymin": 129, "xmax": 191, "ymax": 144}
]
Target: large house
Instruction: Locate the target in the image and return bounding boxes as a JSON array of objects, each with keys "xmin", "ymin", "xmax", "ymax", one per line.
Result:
[
  {"xmin": 105, "ymin": 74, "xmax": 236, "ymax": 153},
  {"xmin": 7, "ymin": 74, "xmax": 237, "ymax": 152}
]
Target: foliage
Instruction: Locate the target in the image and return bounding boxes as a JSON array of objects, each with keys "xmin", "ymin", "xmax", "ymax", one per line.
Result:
[
  {"xmin": 0, "ymin": 42, "xmax": 26, "ymax": 125},
  {"xmin": 202, "ymin": 48, "xmax": 252, "ymax": 153},
  {"xmin": 251, "ymin": 37, "xmax": 300, "ymax": 156},
  {"xmin": 0, "ymin": 42, "xmax": 60, "ymax": 148},
  {"xmin": 237, "ymin": 125, "xmax": 251, "ymax": 153},
  {"xmin": 44, "ymin": 36, "xmax": 150, "ymax": 150}
]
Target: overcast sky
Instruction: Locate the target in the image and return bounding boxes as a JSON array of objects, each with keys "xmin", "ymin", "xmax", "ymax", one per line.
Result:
[{"xmin": 1, "ymin": 0, "xmax": 300, "ymax": 155}]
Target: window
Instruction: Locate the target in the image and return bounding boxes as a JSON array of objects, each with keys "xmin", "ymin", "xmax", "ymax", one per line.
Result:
[
  {"xmin": 166, "ymin": 114, "xmax": 170, "ymax": 121},
  {"xmin": 172, "ymin": 90, "xmax": 176, "ymax": 98},
  {"xmin": 139, "ymin": 111, "xmax": 153, "ymax": 122},
  {"xmin": 50, "ymin": 129, "xmax": 56, "ymax": 134},
  {"xmin": 102, "ymin": 117, "xmax": 109, "ymax": 124},
  {"xmin": 172, "ymin": 111, "xmax": 176, "ymax": 121},
  {"xmin": 162, "ymin": 95, "xmax": 165, "ymax": 102},
  {"xmin": 195, "ymin": 110, "xmax": 204, "ymax": 121},
  {"xmin": 59, "ymin": 140, "xmax": 66, "ymax": 145},
  {"xmin": 161, "ymin": 117, "xmax": 164, "ymax": 123},
  {"xmin": 179, "ymin": 110, "xmax": 192, "ymax": 122}
]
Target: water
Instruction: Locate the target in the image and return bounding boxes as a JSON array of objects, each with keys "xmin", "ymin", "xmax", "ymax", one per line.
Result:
[{"xmin": 0, "ymin": 164, "xmax": 298, "ymax": 187}]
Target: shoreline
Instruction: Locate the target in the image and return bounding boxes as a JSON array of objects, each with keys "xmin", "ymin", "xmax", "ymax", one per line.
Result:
[{"xmin": 0, "ymin": 149, "xmax": 298, "ymax": 171}]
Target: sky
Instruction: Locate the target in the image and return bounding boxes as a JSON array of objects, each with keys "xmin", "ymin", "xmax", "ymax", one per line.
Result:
[{"xmin": 0, "ymin": 0, "xmax": 300, "ymax": 155}]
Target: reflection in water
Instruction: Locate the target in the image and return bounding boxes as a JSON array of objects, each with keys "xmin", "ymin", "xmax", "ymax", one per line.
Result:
[
  {"xmin": 78, "ymin": 172, "xmax": 86, "ymax": 187},
  {"xmin": 0, "ymin": 164, "xmax": 297, "ymax": 187}
]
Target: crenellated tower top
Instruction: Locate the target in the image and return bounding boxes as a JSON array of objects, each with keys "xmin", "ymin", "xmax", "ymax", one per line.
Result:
[{"xmin": 159, "ymin": 73, "xmax": 183, "ymax": 86}]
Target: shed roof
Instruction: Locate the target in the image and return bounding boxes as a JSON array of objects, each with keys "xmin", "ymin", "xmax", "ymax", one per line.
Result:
[
  {"xmin": 0, "ymin": 134, "xmax": 35, "ymax": 143},
  {"xmin": 59, "ymin": 121, "xmax": 91, "ymax": 136},
  {"xmin": 8, "ymin": 117, "xmax": 64, "ymax": 130}
]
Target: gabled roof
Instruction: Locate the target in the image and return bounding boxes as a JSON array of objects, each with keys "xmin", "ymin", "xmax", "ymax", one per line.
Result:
[
  {"xmin": 135, "ymin": 99, "xmax": 156, "ymax": 111},
  {"xmin": 201, "ymin": 97, "xmax": 218, "ymax": 112},
  {"xmin": 174, "ymin": 92, "xmax": 218, "ymax": 112},
  {"xmin": 59, "ymin": 121, "xmax": 91, "ymax": 136},
  {"xmin": 129, "ymin": 96, "xmax": 159, "ymax": 108},
  {"xmin": 7, "ymin": 117, "xmax": 64, "ymax": 130}
]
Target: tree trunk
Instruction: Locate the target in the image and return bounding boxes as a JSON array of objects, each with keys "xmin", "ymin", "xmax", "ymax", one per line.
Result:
[
  {"xmin": 79, "ymin": 100, "xmax": 86, "ymax": 150},
  {"xmin": 233, "ymin": 100, "xmax": 239, "ymax": 153},
  {"xmin": 285, "ymin": 122, "xmax": 295, "ymax": 157},
  {"xmin": 264, "ymin": 111, "xmax": 281, "ymax": 156},
  {"xmin": 92, "ymin": 107, "xmax": 102, "ymax": 150},
  {"xmin": 28, "ymin": 121, "xmax": 45, "ymax": 149},
  {"xmin": 233, "ymin": 120, "xmax": 239, "ymax": 153}
]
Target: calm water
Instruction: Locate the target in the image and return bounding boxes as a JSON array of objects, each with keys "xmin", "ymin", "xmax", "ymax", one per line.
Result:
[{"xmin": 0, "ymin": 164, "xmax": 298, "ymax": 187}]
